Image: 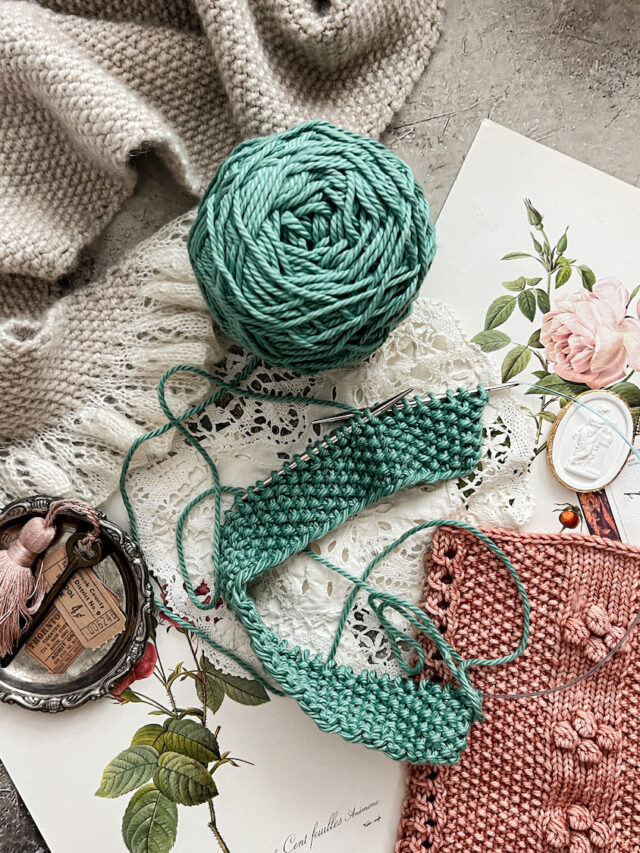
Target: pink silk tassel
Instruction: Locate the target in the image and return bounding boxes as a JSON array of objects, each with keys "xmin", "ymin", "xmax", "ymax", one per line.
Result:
[{"xmin": 0, "ymin": 517, "xmax": 56, "ymax": 657}]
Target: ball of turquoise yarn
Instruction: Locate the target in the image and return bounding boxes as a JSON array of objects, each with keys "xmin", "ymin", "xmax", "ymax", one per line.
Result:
[{"xmin": 188, "ymin": 120, "xmax": 436, "ymax": 374}]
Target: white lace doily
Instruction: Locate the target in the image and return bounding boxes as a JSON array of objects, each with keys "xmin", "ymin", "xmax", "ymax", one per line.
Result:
[{"xmin": 126, "ymin": 216, "xmax": 536, "ymax": 680}]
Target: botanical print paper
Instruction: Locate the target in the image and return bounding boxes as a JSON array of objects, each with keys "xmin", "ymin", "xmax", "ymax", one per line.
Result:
[
  {"xmin": 424, "ymin": 119, "xmax": 640, "ymax": 537},
  {"xmin": 0, "ymin": 627, "xmax": 406, "ymax": 852},
  {"xmin": 605, "ymin": 438, "xmax": 640, "ymax": 543}
]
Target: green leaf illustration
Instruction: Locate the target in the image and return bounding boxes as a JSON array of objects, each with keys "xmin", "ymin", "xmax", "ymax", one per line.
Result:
[
  {"xmin": 218, "ymin": 673, "xmax": 271, "ymax": 706},
  {"xmin": 537, "ymin": 410, "xmax": 558, "ymax": 424},
  {"xmin": 502, "ymin": 275, "xmax": 541, "ymax": 291},
  {"xmin": 531, "ymin": 235, "xmax": 544, "ymax": 255},
  {"xmin": 131, "ymin": 725, "xmax": 165, "ymax": 750},
  {"xmin": 501, "ymin": 251, "xmax": 533, "ymax": 261},
  {"xmin": 153, "ymin": 752, "xmax": 218, "ymax": 806},
  {"xmin": 610, "ymin": 381, "xmax": 640, "ymax": 408},
  {"xmin": 195, "ymin": 658, "xmax": 225, "ymax": 715},
  {"xmin": 502, "ymin": 277, "xmax": 526, "ymax": 292},
  {"xmin": 518, "ymin": 289, "xmax": 536, "ymax": 322},
  {"xmin": 117, "ymin": 688, "xmax": 142, "ymax": 704},
  {"xmin": 199, "ymin": 656, "xmax": 270, "ymax": 707},
  {"xmin": 470, "ymin": 330, "xmax": 511, "ymax": 352},
  {"xmin": 535, "ymin": 288, "xmax": 551, "ymax": 314},
  {"xmin": 96, "ymin": 746, "xmax": 159, "ymax": 799},
  {"xmin": 161, "ymin": 719, "xmax": 220, "ymax": 765},
  {"xmin": 555, "ymin": 230, "xmax": 568, "ymax": 255},
  {"xmin": 577, "ymin": 264, "xmax": 596, "ymax": 290},
  {"xmin": 501, "ymin": 346, "xmax": 531, "ymax": 382},
  {"xmin": 525, "ymin": 373, "xmax": 589, "ymax": 398},
  {"xmin": 555, "ymin": 265, "xmax": 572, "ymax": 288},
  {"xmin": 122, "ymin": 784, "xmax": 178, "ymax": 853},
  {"xmin": 484, "ymin": 295, "xmax": 516, "ymax": 330},
  {"xmin": 166, "ymin": 663, "xmax": 183, "ymax": 689},
  {"xmin": 528, "ymin": 329, "xmax": 543, "ymax": 349}
]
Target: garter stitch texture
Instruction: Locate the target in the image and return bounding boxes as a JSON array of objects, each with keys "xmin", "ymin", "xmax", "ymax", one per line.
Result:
[
  {"xmin": 213, "ymin": 389, "xmax": 498, "ymax": 764},
  {"xmin": 188, "ymin": 121, "xmax": 435, "ymax": 373},
  {"xmin": 396, "ymin": 527, "xmax": 640, "ymax": 852}
]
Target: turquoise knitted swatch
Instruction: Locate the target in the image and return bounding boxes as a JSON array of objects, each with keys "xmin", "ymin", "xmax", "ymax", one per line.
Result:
[
  {"xmin": 216, "ymin": 389, "xmax": 492, "ymax": 764},
  {"xmin": 219, "ymin": 390, "xmax": 488, "ymax": 581},
  {"xmin": 122, "ymin": 375, "xmax": 530, "ymax": 765}
]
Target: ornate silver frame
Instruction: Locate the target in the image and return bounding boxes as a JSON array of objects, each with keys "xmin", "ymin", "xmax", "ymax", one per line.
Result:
[{"xmin": 0, "ymin": 495, "xmax": 153, "ymax": 712}]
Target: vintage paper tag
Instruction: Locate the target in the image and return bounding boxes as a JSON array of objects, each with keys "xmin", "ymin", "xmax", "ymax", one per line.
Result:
[
  {"xmin": 26, "ymin": 543, "xmax": 126, "ymax": 674},
  {"xmin": 26, "ymin": 609, "xmax": 85, "ymax": 675}
]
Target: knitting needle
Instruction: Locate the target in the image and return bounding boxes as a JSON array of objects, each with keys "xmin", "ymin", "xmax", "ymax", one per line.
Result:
[
  {"xmin": 311, "ymin": 387, "xmax": 413, "ymax": 427},
  {"xmin": 312, "ymin": 381, "xmax": 520, "ymax": 426},
  {"xmin": 240, "ymin": 381, "xmax": 519, "ymax": 500}
]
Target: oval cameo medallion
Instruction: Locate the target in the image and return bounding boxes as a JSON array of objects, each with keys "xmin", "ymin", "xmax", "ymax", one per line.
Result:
[{"xmin": 547, "ymin": 390, "xmax": 635, "ymax": 492}]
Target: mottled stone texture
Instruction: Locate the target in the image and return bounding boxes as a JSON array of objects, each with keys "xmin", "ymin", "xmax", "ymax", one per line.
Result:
[
  {"xmin": 385, "ymin": 0, "xmax": 640, "ymax": 217},
  {"xmin": 2, "ymin": 0, "xmax": 638, "ymax": 849},
  {"xmin": 0, "ymin": 770, "xmax": 47, "ymax": 852}
]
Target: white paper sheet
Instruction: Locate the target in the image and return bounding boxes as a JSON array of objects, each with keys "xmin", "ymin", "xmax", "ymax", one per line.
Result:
[
  {"xmin": 605, "ymin": 437, "xmax": 640, "ymax": 542},
  {"xmin": 2, "ymin": 120, "xmax": 640, "ymax": 853},
  {"xmin": 0, "ymin": 628, "xmax": 405, "ymax": 853}
]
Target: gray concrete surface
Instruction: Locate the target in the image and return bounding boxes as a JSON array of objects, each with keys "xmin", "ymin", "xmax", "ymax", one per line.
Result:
[{"xmin": 1, "ymin": 0, "xmax": 638, "ymax": 850}]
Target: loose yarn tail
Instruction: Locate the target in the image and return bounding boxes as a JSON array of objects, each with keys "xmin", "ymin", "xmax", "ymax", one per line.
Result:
[{"xmin": 0, "ymin": 517, "xmax": 56, "ymax": 657}]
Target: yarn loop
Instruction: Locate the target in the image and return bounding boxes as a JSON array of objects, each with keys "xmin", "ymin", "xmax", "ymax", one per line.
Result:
[{"xmin": 188, "ymin": 121, "xmax": 435, "ymax": 373}]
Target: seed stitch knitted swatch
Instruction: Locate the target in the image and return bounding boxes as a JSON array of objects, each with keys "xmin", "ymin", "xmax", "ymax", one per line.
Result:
[
  {"xmin": 396, "ymin": 527, "xmax": 640, "ymax": 852},
  {"xmin": 220, "ymin": 390, "xmax": 489, "ymax": 578},
  {"xmin": 213, "ymin": 390, "xmax": 498, "ymax": 764}
]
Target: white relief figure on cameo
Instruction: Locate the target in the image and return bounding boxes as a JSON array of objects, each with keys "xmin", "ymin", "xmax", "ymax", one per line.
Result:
[
  {"xmin": 566, "ymin": 404, "xmax": 615, "ymax": 479},
  {"xmin": 549, "ymin": 390, "xmax": 634, "ymax": 492}
]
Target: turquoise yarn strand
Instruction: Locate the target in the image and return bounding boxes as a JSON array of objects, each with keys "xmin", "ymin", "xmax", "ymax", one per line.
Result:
[
  {"xmin": 156, "ymin": 364, "xmax": 358, "ymax": 607},
  {"xmin": 187, "ymin": 121, "xmax": 436, "ymax": 374},
  {"xmin": 315, "ymin": 519, "xmax": 530, "ymax": 673},
  {"xmin": 119, "ymin": 357, "xmax": 262, "ymax": 541}
]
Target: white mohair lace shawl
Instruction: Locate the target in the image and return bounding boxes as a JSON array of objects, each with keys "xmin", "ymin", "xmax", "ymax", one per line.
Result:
[{"xmin": 103, "ymin": 214, "xmax": 538, "ymax": 679}]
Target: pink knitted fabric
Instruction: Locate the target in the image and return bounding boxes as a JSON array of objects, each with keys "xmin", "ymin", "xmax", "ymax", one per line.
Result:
[{"xmin": 396, "ymin": 527, "xmax": 640, "ymax": 853}]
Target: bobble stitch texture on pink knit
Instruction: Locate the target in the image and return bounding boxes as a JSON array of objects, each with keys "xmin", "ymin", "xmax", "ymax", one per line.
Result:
[
  {"xmin": 396, "ymin": 527, "xmax": 635, "ymax": 853},
  {"xmin": 562, "ymin": 603, "xmax": 628, "ymax": 662},
  {"xmin": 552, "ymin": 711, "xmax": 621, "ymax": 765},
  {"xmin": 544, "ymin": 806, "xmax": 615, "ymax": 852}
]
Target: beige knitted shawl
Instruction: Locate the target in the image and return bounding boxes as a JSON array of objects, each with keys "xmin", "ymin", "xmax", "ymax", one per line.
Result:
[{"xmin": 0, "ymin": 0, "xmax": 444, "ymax": 503}]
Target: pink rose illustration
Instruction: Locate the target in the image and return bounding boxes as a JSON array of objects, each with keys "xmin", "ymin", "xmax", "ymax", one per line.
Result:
[{"xmin": 540, "ymin": 278, "xmax": 640, "ymax": 388}]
